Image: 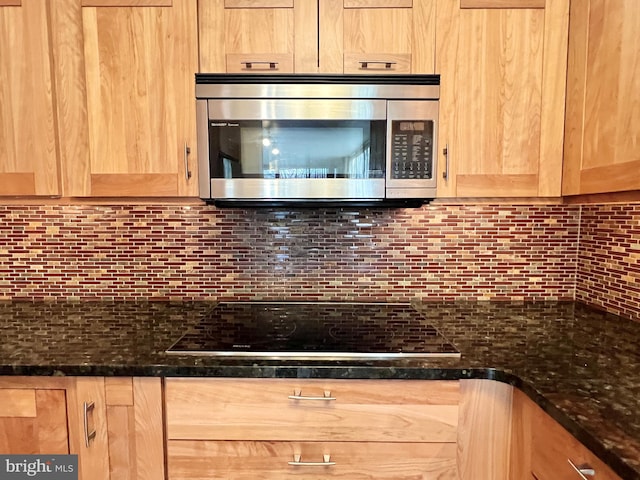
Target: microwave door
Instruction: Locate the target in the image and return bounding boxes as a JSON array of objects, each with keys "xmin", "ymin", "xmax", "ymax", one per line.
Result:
[{"xmin": 205, "ymin": 99, "xmax": 387, "ymax": 201}]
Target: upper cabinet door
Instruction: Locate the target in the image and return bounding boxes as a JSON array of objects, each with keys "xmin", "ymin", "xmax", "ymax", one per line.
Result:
[
  {"xmin": 436, "ymin": 0, "xmax": 569, "ymax": 197},
  {"xmin": 199, "ymin": 0, "xmax": 318, "ymax": 74},
  {"xmin": 0, "ymin": 0, "xmax": 60, "ymax": 196},
  {"xmin": 319, "ymin": 0, "xmax": 435, "ymax": 74},
  {"xmin": 563, "ymin": 0, "xmax": 640, "ymax": 196},
  {"xmin": 51, "ymin": 0, "xmax": 198, "ymax": 197}
]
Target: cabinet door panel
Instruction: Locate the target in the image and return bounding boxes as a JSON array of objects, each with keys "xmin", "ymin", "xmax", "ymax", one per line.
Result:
[
  {"xmin": 167, "ymin": 441, "xmax": 458, "ymax": 480},
  {"xmin": 106, "ymin": 377, "xmax": 165, "ymax": 480},
  {"xmin": 224, "ymin": 7, "xmax": 294, "ymax": 73},
  {"xmin": 344, "ymin": 52, "xmax": 411, "ymax": 74},
  {"xmin": 563, "ymin": 0, "xmax": 640, "ymax": 195},
  {"xmin": 436, "ymin": 0, "xmax": 568, "ymax": 197},
  {"xmin": 73, "ymin": 377, "xmax": 164, "ymax": 480},
  {"xmin": 458, "ymin": 380, "xmax": 512, "ymax": 480},
  {"xmin": 0, "ymin": 389, "xmax": 68, "ymax": 454},
  {"xmin": 52, "ymin": 0, "xmax": 198, "ymax": 197},
  {"xmin": 531, "ymin": 402, "xmax": 622, "ymax": 480},
  {"xmin": 0, "ymin": 1, "xmax": 60, "ymax": 196},
  {"xmin": 344, "ymin": 8, "xmax": 412, "ymax": 53},
  {"xmin": 200, "ymin": 0, "xmax": 315, "ymax": 73},
  {"xmin": 320, "ymin": 0, "xmax": 434, "ymax": 73}
]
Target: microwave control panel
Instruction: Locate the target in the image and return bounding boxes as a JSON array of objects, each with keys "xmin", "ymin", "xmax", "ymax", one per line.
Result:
[{"xmin": 390, "ymin": 120, "xmax": 433, "ymax": 180}]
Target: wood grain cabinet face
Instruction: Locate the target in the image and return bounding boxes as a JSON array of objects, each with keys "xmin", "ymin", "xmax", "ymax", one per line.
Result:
[
  {"xmin": 165, "ymin": 378, "xmax": 460, "ymax": 480},
  {"xmin": 72, "ymin": 377, "xmax": 165, "ymax": 480},
  {"xmin": 50, "ymin": 0, "xmax": 199, "ymax": 197},
  {"xmin": 563, "ymin": 0, "xmax": 640, "ymax": 195},
  {"xmin": 510, "ymin": 388, "xmax": 622, "ymax": 480},
  {"xmin": 0, "ymin": 0, "xmax": 61, "ymax": 196},
  {"xmin": 436, "ymin": 0, "xmax": 569, "ymax": 197},
  {"xmin": 319, "ymin": 0, "xmax": 435, "ymax": 74},
  {"xmin": 0, "ymin": 387, "xmax": 68, "ymax": 453},
  {"xmin": 530, "ymin": 402, "xmax": 622, "ymax": 480},
  {"xmin": 200, "ymin": 0, "xmax": 434, "ymax": 75},
  {"xmin": 199, "ymin": 0, "xmax": 317, "ymax": 74}
]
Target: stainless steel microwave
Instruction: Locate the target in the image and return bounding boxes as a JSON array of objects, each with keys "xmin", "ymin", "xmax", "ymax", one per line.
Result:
[{"xmin": 196, "ymin": 74, "xmax": 439, "ymax": 207}]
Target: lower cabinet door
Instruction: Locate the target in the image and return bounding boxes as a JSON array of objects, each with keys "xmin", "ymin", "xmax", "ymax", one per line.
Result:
[
  {"xmin": 167, "ymin": 441, "xmax": 458, "ymax": 480},
  {"xmin": 0, "ymin": 388, "xmax": 69, "ymax": 454},
  {"xmin": 531, "ymin": 405, "xmax": 622, "ymax": 480}
]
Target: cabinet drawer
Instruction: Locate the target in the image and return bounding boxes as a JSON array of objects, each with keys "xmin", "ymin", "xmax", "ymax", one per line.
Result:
[
  {"xmin": 167, "ymin": 440, "xmax": 458, "ymax": 480},
  {"xmin": 226, "ymin": 53, "xmax": 294, "ymax": 73},
  {"xmin": 344, "ymin": 53, "xmax": 411, "ymax": 74},
  {"xmin": 531, "ymin": 407, "xmax": 621, "ymax": 480},
  {"xmin": 165, "ymin": 379, "xmax": 459, "ymax": 442}
]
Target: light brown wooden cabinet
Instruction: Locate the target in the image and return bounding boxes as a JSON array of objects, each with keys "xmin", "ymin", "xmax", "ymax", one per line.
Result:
[
  {"xmin": 511, "ymin": 388, "xmax": 622, "ymax": 480},
  {"xmin": 458, "ymin": 380, "xmax": 513, "ymax": 480},
  {"xmin": 0, "ymin": 0, "xmax": 61, "ymax": 197},
  {"xmin": 199, "ymin": 0, "xmax": 317, "ymax": 74},
  {"xmin": 74, "ymin": 377, "xmax": 165, "ymax": 480},
  {"xmin": 199, "ymin": 0, "xmax": 435, "ymax": 75},
  {"xmin": 1, "ymin": 1, "xmax": 637, "ymax": 201},
  {"xmin": 319, "ymin": 0, "xmax": 436, "ymax": 74},
  {"xmin": 436, "ymin": 0, "xmax": 569, "ymax": 197},
  {"xmin": 0, "ymin": 380, "xmax": 69, "ymax": 453},
  {"xmin": 165, "ymin": 378, "xmax": 460, "ymax": 479},
  {"xmin": 0, "ymin": 377, "xmax": 627, "ymax": 479},
  {"xmin": 562, "ymin": 0, "xmax": 640, "ymax": 196},
  {"xmin": 0, "ymin": 376, "xmax": 164, "ymax": 480},
  {"xmin": 50, "ymin": 0, "xmax": 199, "ymax": 197}
]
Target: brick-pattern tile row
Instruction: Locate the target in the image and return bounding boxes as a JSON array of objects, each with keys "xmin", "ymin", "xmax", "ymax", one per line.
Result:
[
  {"xmin": 0, "ymin": 204, "xmax": 581, "ymax": 302},
  {"xmin": 577, "ymin": 204, "xmax": 640, "ymax": 321}
]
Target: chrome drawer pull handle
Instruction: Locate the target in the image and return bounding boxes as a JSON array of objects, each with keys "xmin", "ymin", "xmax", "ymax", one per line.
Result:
[
  {"xmin": 568, "ymin": 459, "xmax": 596, "ymax": 478},
  {"xmin": 288, "ymin": 389, "xmax": 336, "ymax": 401},
  {"xmin": 359, "ymin": 60, "xmax": 396, "ymax": 70},
  {"xmin": 241, "ymin": 61, "xmax": 278, "ymax": 70},
  {"xmin": 288, "ymin": 454, "xmax": 336, "ymax": 466},
  {"xmin": 83, "ymin": 401, "xmax": 97, "ymax": 448}
]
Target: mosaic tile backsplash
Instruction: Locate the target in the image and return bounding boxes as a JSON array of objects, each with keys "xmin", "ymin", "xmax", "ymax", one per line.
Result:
[
  {"xmin": 577, "ymin": 203, "xmax": 640, "ymax": 321},
  {"xmin": 0, "ymin": 204, "xmax": 581, "ymax": 302}
]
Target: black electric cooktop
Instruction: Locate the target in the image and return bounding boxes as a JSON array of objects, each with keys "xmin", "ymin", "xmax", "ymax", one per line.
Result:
[{"xmin": 167, "ymin": 302, "xmax": 460, "ymax": 360}]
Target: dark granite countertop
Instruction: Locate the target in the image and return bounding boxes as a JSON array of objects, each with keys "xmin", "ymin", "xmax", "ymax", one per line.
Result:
[{"xmin": 0, "ymin": 300, "xmax": 638, "ymax": 479}]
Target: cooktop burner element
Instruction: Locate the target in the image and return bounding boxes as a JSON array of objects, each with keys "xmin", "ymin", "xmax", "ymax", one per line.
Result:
[{"xmin": 167, "ymin": 302, "xmax": 460, "ymax": 360}]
